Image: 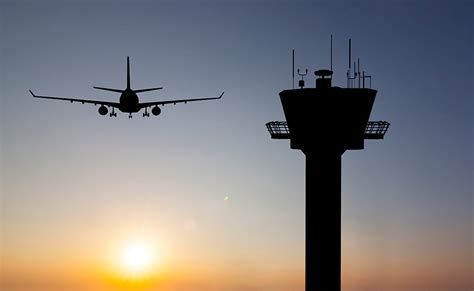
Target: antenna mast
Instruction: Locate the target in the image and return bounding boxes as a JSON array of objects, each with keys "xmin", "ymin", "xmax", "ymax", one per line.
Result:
[
  {"xmin": 330, "ymin": 35, "xmax": 333, "ymax": 71},
  {"xmin": 347, "ymin": 39, "xmax": 358, "ymax": 88},
  {"xmin": 347, "ymin": 39, "xmax": 352, "ymax": 87},
  {"xmin": 349, "ymin": 39, "xmax": 351, "ymax": 70},
  {"xmin": 358, "ymin": 58, "xmax": 360, "ymax": 88},
  {"xmin": 292, "ymin": 49, "xmax": 295, "ymax": 89}
]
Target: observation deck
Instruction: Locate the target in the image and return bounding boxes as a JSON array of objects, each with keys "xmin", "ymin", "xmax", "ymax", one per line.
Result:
[{"xmin": 266, "ymin": 120, "xmax": 390, "ymax": 140}]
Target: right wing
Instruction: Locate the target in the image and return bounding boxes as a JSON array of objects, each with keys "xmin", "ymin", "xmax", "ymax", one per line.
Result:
[
  {"xmin": 139, "ymin": 92, "xmax": 224, "ymax": 109},
  {"xmin": 30, "ymin": 90, "xmax": 120, "ymax": 108}
]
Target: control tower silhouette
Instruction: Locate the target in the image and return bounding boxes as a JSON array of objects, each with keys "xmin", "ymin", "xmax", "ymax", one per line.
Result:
[{"xmin": 266, "ymin": 39, "xmax": 389, "ymax": 291}]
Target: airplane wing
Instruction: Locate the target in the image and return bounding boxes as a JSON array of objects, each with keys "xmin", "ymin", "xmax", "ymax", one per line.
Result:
[
  {"xmin": 139, "ymin": 92, "xmax": 224, "ymax": 109},
  {"xmin": 29, "ymin": 90, "xmax": 120, "ymax": 108}
]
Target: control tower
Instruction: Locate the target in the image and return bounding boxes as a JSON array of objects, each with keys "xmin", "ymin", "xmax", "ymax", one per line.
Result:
[{"xmin": 266, "ymin": 41, "xmax": 389, "ymax": 291}]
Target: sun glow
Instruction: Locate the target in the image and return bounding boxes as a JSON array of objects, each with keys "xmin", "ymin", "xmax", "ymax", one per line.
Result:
[{"xmin": 118, "ymin": 239, "xmax": 157, "ymax": 278}]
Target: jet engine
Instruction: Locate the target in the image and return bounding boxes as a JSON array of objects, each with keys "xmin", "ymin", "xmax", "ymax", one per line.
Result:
[
  {"xmin": 152, "ymin": 106, "xmax": 161, "ymax": 116},
  {"xmin": 98, "ymin": 105, "xmax": 108, "ymax": 116}
]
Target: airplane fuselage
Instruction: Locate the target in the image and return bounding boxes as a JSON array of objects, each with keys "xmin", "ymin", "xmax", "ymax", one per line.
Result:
[{"xmin": 119, "ymin": 89, "xmax": 140, "ymax": 113}]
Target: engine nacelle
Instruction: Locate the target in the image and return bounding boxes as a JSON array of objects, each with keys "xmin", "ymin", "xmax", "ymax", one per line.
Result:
[
  {"xmin": 98, "ymin": 105, "xmax": 108, "ymax": 116},
  {"xmin": 152, "ymin": 106, "xmax": 161, "ymax": 116}
]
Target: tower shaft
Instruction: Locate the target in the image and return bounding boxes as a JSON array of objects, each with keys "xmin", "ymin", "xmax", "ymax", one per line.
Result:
[{"xmin": 306, "ymin": 151, "xmax": 341, "ymax": 291}]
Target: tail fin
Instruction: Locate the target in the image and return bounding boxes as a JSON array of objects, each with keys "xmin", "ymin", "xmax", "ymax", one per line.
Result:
[{"xmin": 127, "ymin": 56, "xmax": 131, "ymax": 89}]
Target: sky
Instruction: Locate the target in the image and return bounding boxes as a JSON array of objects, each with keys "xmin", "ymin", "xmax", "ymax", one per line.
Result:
[{"xmin": 0, "ymin": 0, "xmax": 472, "ymax": 290}]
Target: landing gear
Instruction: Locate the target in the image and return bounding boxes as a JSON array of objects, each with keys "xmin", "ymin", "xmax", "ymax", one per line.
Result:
[
  {"xmin": 109, "ymin": 107, "xmax": 117, "ymax": 117},
  {"xmin": 128, "ymin": 113, "xmax": 133, "ymax": 119},
  {"xmin": 143, "ymin": 107, "xmax": 150, "ymax": 117}
]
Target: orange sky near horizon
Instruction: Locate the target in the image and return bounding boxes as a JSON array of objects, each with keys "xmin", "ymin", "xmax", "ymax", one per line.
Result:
[{"xmin": 1, "ymin": 218, "xmax": 470, "ymax": 291}]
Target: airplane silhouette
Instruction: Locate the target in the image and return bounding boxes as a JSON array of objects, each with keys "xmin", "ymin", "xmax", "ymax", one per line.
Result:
[{"xmin": 30, "ymin": 57, "xmax": 224, "ymax": 118}]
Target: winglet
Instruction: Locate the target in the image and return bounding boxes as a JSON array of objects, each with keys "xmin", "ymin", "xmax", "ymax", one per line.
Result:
[
  {"xmin": 29, "ymin": 90, "xmax": 37, "ymax": 97},
  {"xmin": 219, "ymin": 91, "xmax": 224, "ymax": 98}
]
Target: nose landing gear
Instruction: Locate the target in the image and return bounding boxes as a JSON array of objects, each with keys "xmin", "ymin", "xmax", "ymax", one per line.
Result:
[{"xmin": 128, "ymin": 113, "xmax": 133, "ymax": 119}]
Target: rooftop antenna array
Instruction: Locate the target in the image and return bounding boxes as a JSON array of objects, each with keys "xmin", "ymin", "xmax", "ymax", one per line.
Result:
[
  {"xmin": 347, "ymin": 39, "xmax": 357, "ymax": 88},
  {"xmin": 361, "ymin": 59, "xmax": 372, "ymax": 89},
  {"xmin": 346, "ymin": 39, "xmax": 372, "ymax": 89}
]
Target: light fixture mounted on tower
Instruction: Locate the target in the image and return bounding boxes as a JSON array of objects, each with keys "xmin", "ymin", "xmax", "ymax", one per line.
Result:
[{"xmin": 297, "ymin": 68, "xmax": 308, "ymax": 89}]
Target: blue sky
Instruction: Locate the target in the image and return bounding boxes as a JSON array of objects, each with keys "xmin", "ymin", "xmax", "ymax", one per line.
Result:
[{"xmin": 1, "ymin": 1, "xmax": 472, "ymax": 290}]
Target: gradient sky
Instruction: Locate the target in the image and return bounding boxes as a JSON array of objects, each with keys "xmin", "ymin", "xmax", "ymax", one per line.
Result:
[{"xmin": 1, "ymin": 0, "xmax": 472, "ymax": 290}]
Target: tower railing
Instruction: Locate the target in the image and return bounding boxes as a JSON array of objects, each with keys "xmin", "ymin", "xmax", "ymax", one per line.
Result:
[
  {"xmin": 363, "ymin": 121, "xmax": 390, "ymax": 139},
  {"xmin": 266, "ymin": 121, "xmax": 290, "ymax": 139},
  {"xmin": 266, "ymin": 120, "xmax": 390, "ymax": 140}
]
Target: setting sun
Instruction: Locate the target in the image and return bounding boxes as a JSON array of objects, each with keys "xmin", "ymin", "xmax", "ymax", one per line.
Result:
[{"xmin": 117, "ymin": 239, "xmax": 158, "ymax": 278}]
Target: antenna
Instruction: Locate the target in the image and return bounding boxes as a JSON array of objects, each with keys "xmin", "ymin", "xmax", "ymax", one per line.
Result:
[
  {"xmin": 349, "ymin": 39, "xmax": 351, "ymax": 70},
  {"xmin": 292, "ymin": 49, "xmax": 295, "ymax": 89},
  {"xmin": 347, "ymin": 39, "xmax": 352, "ymax": 88},
  {"xmin": 358, "ymin": 58, "xmax": 360, "ymax": 88},
  {"xmin": 330, "ymin": 35, "xmax": 333, "ymax": 71},
  {"xmin": 354, "ymin": 61, "xmax": 356, "ymax": 82},
  {"xmin": 346, "ymin": 39, "xmax": 360, "ymax": 88}
]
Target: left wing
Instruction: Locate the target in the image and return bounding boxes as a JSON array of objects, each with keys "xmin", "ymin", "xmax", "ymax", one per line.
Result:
[
  {"xmin": 30, "ymin": 90, "xmax": 120, "ymax": 108},
  {"xmin": 139, "ymin": 92, "xmax": 224, "ymax": 109}
]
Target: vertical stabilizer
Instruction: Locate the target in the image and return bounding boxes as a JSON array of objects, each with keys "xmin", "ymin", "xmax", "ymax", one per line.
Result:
[{"xmin": 127, "ymin": 56, "xmax": 131, "ymax": 89}]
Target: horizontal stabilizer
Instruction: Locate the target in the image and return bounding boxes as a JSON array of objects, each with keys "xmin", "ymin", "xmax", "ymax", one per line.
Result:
[
  {"xmin": 134, "ymin": 87, "xmax": 163, "ymax": 93},
  {"xmin": 93, "ymin": 86, "xmax": 124, "ymax": 93}
]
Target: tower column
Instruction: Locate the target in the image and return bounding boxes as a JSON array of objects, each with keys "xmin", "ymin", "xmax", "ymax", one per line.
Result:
[{"xmin": 305, "ymin": 151, "xmax": 341, "ymax": 291}]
